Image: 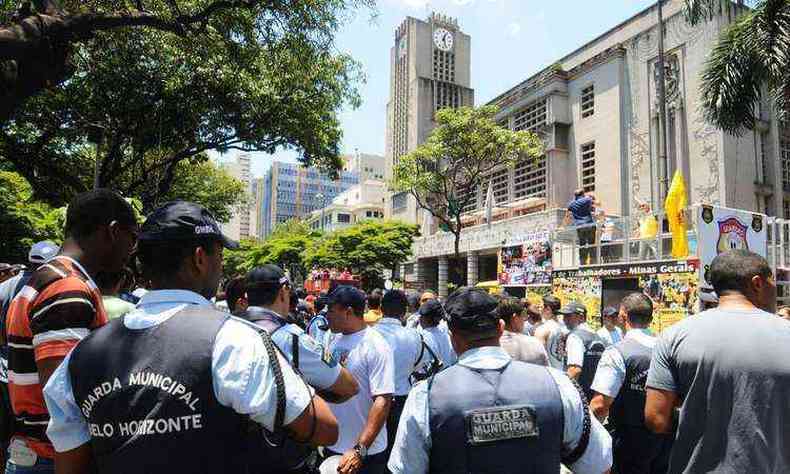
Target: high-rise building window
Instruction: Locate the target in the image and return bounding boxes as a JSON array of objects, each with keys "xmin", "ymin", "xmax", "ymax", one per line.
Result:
[
  {"xmin": 514, "ymin": 156, "xmax": 547, "ymax": 199},
  {"xmin": 781, "ymin": 139, "xmax": 790, "ymax": 191},
  {"xmin": 458, "ymin": 183, "xmax": 479, "ymax": 213},
  {"xmin": 581, "ymin": 85, "xmax": 595, "ymax": 118},
  {"xmin": 760, "ymin": 131, "xmax": 770, "ymax": 184},
  {"xmin": 392, "ymin": 192, "xmax": 408, "ymax": 214},
  {"xmin": 581, "ymin": 142, "xmax": 596, "ymax": 192},
  {"xmin": 491, "ymin": 167, "xmax": 509, "ymax": 204},
  {"xmin": 513, "ymin": 99, "xmax": 548, "ymax": 133}
]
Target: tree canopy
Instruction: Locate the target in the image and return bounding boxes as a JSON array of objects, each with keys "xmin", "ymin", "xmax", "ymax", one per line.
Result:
[
  {"xmin": 1, "ymin": 0, "xmax": 370, "ymax": 210},
  {"xmin": 391, "ymin": 105, "xmax": 543, "ymax": 256},
  {"xmin": 682, "ymin": 0, "xmax": 780, "ymax": 134}
]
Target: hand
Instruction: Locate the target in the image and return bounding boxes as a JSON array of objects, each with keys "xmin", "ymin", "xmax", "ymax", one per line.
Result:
[{"xmin": 337, "ymin": 449, "xmax": 363, "ymax": 474}]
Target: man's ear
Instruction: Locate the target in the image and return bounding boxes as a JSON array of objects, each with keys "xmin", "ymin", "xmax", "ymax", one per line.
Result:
[{"xmin": 496, "ymin": 319, "xmax": 505, "ymax": 338}]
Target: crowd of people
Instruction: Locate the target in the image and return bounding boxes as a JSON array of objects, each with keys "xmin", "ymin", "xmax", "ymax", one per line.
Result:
[{"xmin": 0, "ymin": 188, "xmax": 789, "ymax": 473}]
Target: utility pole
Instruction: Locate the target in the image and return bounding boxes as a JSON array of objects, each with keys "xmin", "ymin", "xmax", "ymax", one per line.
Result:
[{"xmin": 656, "ymin": 0, "xmax": 670, "ymax": 209}]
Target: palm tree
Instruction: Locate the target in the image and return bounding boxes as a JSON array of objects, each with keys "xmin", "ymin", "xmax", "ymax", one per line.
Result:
[{"xmin": 683, "ymin": 0, "xmax": 789, "ymax": 134}]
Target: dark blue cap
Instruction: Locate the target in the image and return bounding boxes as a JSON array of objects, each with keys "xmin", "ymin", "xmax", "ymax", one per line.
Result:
[
  {"xmin": 418, "ymin": 299, "xmax": 445, "ymax": 320},
  {"xmin": 558, "ymin": 301, "xmax": 587, "ymax": 317},
  {"xmin": 328, "ymin": 285, "xmax": 366, "ymax": 314},
  {"xmin": 443, "ymin": 287, "xmax": 499, "ymax": 332},
  {"xmin": 247, "ymin": 264, "xmax": 290, "ymax": 289},
  {"xmin": 602, "ymin": 306, "xmax": 618, "ymax": 318},
  {"xmin": 140, "ymin": 201, "xmax": 239, "ymax": 249}
]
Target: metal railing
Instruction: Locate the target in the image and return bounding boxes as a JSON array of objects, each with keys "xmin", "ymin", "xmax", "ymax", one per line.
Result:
[{"xmin": 552, "ymin": 208, "xmax": 698, "ymax": 270}]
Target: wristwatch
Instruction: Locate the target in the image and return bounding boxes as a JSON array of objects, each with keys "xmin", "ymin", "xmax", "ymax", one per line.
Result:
[{"xmin": 353, "ymin": 443, "xmax": 368, "ymax": 460}]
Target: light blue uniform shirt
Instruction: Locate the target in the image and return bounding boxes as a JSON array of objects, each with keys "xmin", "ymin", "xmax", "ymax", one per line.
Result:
[
  {"xmin": 590, "ymin": 328, "xmax": 656, "ymax": 398},
  {"xmin": 388, "ymin": 346, "xmax": 613, "ymax": 474},
  {"xmin": 307, "ymin": 312, "xmax": 335, "ymax": 348},
  {"xmin": 419, "ymin": 325, "xmax": 457, "ymax": 368},
  {"xmin": 43, "ymin": 290, "xmax": 313, "ymax": 453},
  {"xmin": 373, "ymin": 317, "xmax": 424, "ymax": 396},
  {"xmin": 246, "ymin": 307, "xmax": 341, "ymax": 390}
]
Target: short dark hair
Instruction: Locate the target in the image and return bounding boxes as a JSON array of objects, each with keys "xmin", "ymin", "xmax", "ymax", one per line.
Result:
[
  {"xmin": 543, "ymin": 295, "xmax": 561, "ymax": 313},
  {"xmin": 574, "ymin": 188, "xmax": 585, "ymax": 198},
  {"xmin": 64, "ymin": 189, "xmax": 136, "ymax": 240},
  {"xmin": 710, "ymin": 250, "xmax": 772, "ymax": 296},
  {"xmin": 620, "ymin": 292, "xmax": 653, "ymax": 326},
  {"xmin": 225, "ymin": 277, "xmax": 247, "ymax": 313},
  {"xmin": 295, "ymin": 288, "xmax": 307, "ymax": 300},
  {"xmin": 137, "ymin": 238, "xmax": 218, "ymax": 282},
  {"xmin": 315, "ymin": 296, "xmax": 328, "ymax": 313},
  {"xmin": 496, "ymin": 298, "xmax": 524, "ymax": 325},
  {"xmin": 246, "ymin": 282, "xmax": 282, "ymax": 307},
  {"xmin": 368, "ymin": 289, "xmax": 383, "ymax": 310},
  {"xmin": 381, "ymin": 290, "xmax": 408, "ymax": 318}
]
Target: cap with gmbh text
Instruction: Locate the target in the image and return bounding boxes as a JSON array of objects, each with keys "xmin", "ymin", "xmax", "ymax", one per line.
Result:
[
  {"xmin": 139, "ymin": 200, "xmax": 239, "ymax": 249},
  {"xmin": 443, "ymin": 287, "xmax": 500, "ymax": 332}
]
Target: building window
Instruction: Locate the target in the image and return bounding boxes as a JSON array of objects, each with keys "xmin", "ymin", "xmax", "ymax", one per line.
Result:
[
  {"xmin": 514, "ymin": 156, "xmax": 547, "ymax": 199},
  {"xmin": 458, "ymin": 183, "xmax": 479, "ymax": 213},
  {"xmin": 760, "ymin": 132, "xmax": 770, "ymax": 184},
  {"xmin": 513, "ymin": 99, "xmax": 547, "ymax": 133},
  {"xmin": 781, "ymin": 139, "xmax": 790, "ymax": 192},
  {"xmin": 392, "ymin": 192, "xmax": 408, "ymax": 214},
  {"xmin": 581, "ymin": 142, "xmax": 596, "ymax": 192},
  {"xmin": 581, "ymin": 85, "xmax": 595, "ymax": 118},
  {"xmin": 491, "ymin": 167, "xmax": 509, "ymax": 204},
  {"xmin": 784, "ymin": 199, "xmax": 790, "ymax": 219},
  {"xmin": 366, "ymin": 211, "xmax": 372, "ymax": 218},
  {"xmin": 337, "ymin": 213, "xmax": 351, "ymax": 223}
]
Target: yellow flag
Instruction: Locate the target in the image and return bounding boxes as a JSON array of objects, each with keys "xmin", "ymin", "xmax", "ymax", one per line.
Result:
[{"xmin": 664, "ymin": 170, "xmax": 689, "ymax": 258}]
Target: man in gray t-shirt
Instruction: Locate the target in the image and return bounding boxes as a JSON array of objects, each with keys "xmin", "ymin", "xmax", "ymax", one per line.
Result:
[{"xmin": 645, "ymin": 250, "xmax": 789, "ymax": 473}]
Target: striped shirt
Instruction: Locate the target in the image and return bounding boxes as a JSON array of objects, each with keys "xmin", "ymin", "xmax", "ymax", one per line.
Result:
[{"xmin": 6, "ymin": 256, "xmax": 107, "ymax": 458}]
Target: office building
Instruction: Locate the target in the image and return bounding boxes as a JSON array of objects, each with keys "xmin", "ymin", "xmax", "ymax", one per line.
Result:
[
  {"xmin": 304, "ymin": 180, "xmax": 387, "ymax": 232},
  {"xmin": 384, "ymin": 12, "xmax": 475, "ymax": 224},
  {"xmin": 220, "ymin": 154, "xmax": 254, "ymax": 241}
]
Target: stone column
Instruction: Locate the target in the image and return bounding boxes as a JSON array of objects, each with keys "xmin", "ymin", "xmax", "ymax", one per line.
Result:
[
  {"xmin": 467, "ymin": 251, "xmax": 479, "ymax": 287},
  {"xmin": 438, "ymin": 256, "xmax": 449, "ymax": 298}
]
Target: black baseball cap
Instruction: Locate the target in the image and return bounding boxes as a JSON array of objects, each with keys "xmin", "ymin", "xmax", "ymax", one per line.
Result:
[
  {"xmin": 558, "ymin": 301, "xmax": 587, "ymax": 318},
  {"xmin": 418, "ymin": 299, "xmax": 445, "ymax": 320},
  {"xmin": 328, "ymin": 286, "xmax": 366, "ymax": 314},
  {"xmin": 246, "ymin": 265, "xmax": 290, "ymax": 289},
  {"xmin": 443, "ymin": 287, "xmax": 499, "ymax": 332},
  {"xmin": 602, "ymin": 306, "xmax": 619, "ymax": 318},
  {"xmin": 139, "ymin": 201, "xmax": 239, "ymax": 249}
]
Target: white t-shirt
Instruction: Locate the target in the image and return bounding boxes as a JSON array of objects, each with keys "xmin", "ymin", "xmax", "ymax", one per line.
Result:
[
  {"xmin": 327, "ymin": 328, "xmax": 395, "ymax": 455},
  {"xmin": 540, "ymin": 319, "xmax": 568, "ymax": 371}
]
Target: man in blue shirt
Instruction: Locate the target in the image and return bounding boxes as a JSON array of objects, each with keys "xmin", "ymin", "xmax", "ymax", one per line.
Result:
[
  {"xmin": 372, "ymin": 290, "xmax": 424, "ymax": 462},
  {"xmin": 42, "ymin": 201, "xmax": 339, "ymax": 474},
  {"xmin": 566, "ymin": 189, "xmax": 601, "ymax": 265},
  {"xmin": 388, "ymin": 287, "xmax": 612, "ymax": 474}
]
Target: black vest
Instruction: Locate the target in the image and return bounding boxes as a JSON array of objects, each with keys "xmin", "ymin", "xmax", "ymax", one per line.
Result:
[
  {"xmin": 68, "ymin": 306, "xmax": 249, "ymax": 474},
  {"xmin": 609, "ymin": 337, "xmax": 652, "ymax": 429},
  {"xmin": 570, "ymin": 327, "xmax": 606, "ymax": 400},
  {"xmin": 428, "ymin": 360, "xmax": 564, "ymax": 474}
]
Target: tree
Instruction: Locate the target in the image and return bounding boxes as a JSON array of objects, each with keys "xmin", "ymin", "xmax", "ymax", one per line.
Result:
[
  {"xmin": 1, "ymin": 0, "xmax": 369, "ymax": 208},
  {"xmin": 304, "ymin": 220, "xmax": 419, "ymax": 291},
  {"xmin": 682, "ymin": 0, "xmax": 782, "ymax": 134},
  {"xmin": 0, "ymin": 0, "xmax": 373, "ymax": 124},
  {"xmin": 391, "ymin": 105, "xmax": 543, "ymax": 257},
  {"xmin": 224, "ymin": 220, "xmax": 320, "ymax": 278},
  {"xmin": 161, "ymin": 160, "xmax": 247, "ymax": 223},
  {"xmin": 0, "ymin": 171, "xmax": 64, "ymax": 262}
]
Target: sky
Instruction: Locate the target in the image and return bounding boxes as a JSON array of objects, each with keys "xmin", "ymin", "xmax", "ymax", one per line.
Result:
[{"xmin": 216, "ymin": 0, "xmax": 659, "ymax": 178}]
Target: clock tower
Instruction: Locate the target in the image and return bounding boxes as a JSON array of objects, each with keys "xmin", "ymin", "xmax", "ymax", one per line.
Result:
[{"xmin": 385, "ymin": 12, "xmax": 474, "ymax": 224}]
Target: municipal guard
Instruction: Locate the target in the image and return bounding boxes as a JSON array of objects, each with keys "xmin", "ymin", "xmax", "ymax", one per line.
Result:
[
  {"xmin": 42, "ymin": 201, "xmax": 339, "ymax": 474},
  {"xmin": 387, "ymin": 287, "xmax": 612, "ymax": 474},
  {"xmin": 243, "ymin": 264, "xmax": 359, "ymax": 472},
  {"xmin": 562, "ymin": 301, "xmax": 606, "ymax": 400},
  {"xmin": 590, "ymin": 293, "xmax": 672, "ymax": 474}
]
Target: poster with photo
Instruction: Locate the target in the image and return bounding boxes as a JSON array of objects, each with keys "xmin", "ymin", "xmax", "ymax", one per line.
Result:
[
  {"xmin": 499, "ymin": 240, "xmax": 552, "ymax": 286},
  {"xmin": 637, "ymin": 271, "xmax": 698, "ymax": 334},
  {"xmin": 697, "ymin": 205, "xmax": 767, "ymax": 290},
  {"xmin": 551, "ymin": 274, "xmax": 603, "ymax": 331}
]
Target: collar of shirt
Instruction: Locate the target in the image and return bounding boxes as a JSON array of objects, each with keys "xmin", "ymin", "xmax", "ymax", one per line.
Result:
[
  {"xmin": 457, "ymin": 346, "xmax": 511, "ymax": 370},
  {"xmin": 575, "ymin": 323, "xmax": 592, "ymax": 332},
  {"xmin": 125, "ymin": 289, "xmax": 211, "ymax": 330},
  {"xmin": 625, "ymin": 327, "xmax": 656, "ymax": 347},
  {"xmin": 54, "ymin": 255, "xmax": 98, "ymax": 289},
  {"xmin": 246, "ymin": 306, "xmax": 286, "ymax": 321},
  {"xmin": 377, "ymin": 317, "xmax": 403, "ymax": 327}
]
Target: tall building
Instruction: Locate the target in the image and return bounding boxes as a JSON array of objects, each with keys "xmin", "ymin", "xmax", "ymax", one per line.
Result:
[
  {"xmin": 220, "ymin": 154, "xmax": 254, "ymax": 241},
  {"xmin": 304, "ymin": 180, "xmax": 387, "ymax": 232},
  {"xmin": 384, "ymin": 12, "xmax": 474, "ymax": 224},
  {"xmin": 343, "ymin": 150, "xmax": 386, "ymax": 182}
]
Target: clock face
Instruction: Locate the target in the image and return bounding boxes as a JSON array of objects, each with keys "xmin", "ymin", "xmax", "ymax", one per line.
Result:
[{"xmin": 433, "ymin": 28, "xmax": 453, "ymax": 52}]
